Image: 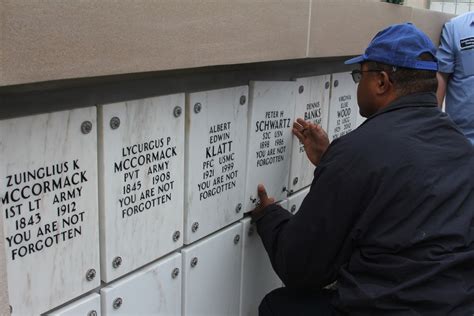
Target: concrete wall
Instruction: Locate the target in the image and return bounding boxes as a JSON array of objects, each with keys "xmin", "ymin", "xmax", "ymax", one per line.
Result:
[{"xmin": 0, "ymin": 0, "xmax": 453, "ymax": 87}]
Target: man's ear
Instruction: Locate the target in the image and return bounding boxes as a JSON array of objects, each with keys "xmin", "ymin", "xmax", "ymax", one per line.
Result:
[{"xmin": 376, "ymin": 71, "xmax": 392, "ymax": 94}]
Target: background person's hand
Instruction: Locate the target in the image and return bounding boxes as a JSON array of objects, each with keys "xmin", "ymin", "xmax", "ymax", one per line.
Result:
[
  {"xmin": 250, "ymin": 184, "xmax": 275, "ymax": 221},
  {"xmin": 292, "ymin": 118, "xmax": 329, "ymax": 166}
]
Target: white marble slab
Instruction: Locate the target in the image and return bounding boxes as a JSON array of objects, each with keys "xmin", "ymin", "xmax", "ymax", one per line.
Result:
[
  {"xmin": 182, "ymin": 223, "xmax": 242, "ymax": 316},
  {"xmin": 0, "ymin": 108, "xmax": 100, "ymax": 316},
  {"xmin": 244, "ymin": 81, "xmax": 296, "ymax": 212},
  {"xmin": 327, "ymin": 72, "xmax": 358, "ymax": 142},
  {"xmin": 185, "ymin": 86, "xmax": 248, "ymax": 244},
  {"xmin": 289, "ymin": 75, "xmax": 330, "ymax": 194},
  {"xmin": 278, "ymin": 199, "xmax": 289, "ymax": 211},
  {"xmin": 288, "ymin": 187, "xmax": 310, "ymax": 215},
  {"xmin": 240, "ymin": 217, "xmax": 282, "ymax": 316},
  {"xmin": 46, "ymin": 293, "xmax": 101, "ymax": 316},
  {"xmin": 98, "ymin": 94, "xmax": 184, "ymax": 282},
  {"xmin": 100, "ymin": 253, "xmax": 181, "ymax": 316}
]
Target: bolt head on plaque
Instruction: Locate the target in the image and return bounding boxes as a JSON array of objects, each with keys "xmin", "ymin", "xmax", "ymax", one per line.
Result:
[
  {"xmin": 298, "ymin": 85, "xmax": 304, "ymax": 94},
  {"xmin": 325, "ymin": 81, "xmax": 330, "ymax": 89},
  {"xmin": 191, "ymin": 257, "xmax": 198, "ymax": 268},
  {"xmin": 334, "ymin": 80, "xmax": 339, "ymax": 88},
  {"xmin": 81, "ymin": 121, "xmax": 93, "ymax": 134},
  {"xmin": 88, "ymin": 310, "xmax": 98, "ymax": 316},
  {"xmin": 235, "ymin": 203, "xmax": 242, "ymax": 213},
  {"xmin": 85, "ymin": 269, "xmax": 96, "ymax": 281},
  {"xmin": 293, "ymin": 177, "xmax": 299, "ymax": 185},
  {"xmin": 240, "ymin": 95, "xmax": 247, "ymax": 105},
  {"xmin": 173, "ymin": 230, "xmax": 180, "ymax": 242},
  {"xmin": 173, "ymin": 106, "xmax": 182, "ymax": 118},
  {"xmin": 194, "ymin": 102, "xmax": 202, "ymax": 114},
  {"xmin": 112, "ymin": 297, "xmax": 123, "ymax": 310},
  {"xmin": 234, "ymin": 234, "xmax": 240, "ymax": 245},
  {"xmin": 171, "ymin": 267, "xmax": 180, "ymax": 279},
  {"xmin": 191, "ymin": 222, "xmax": 199, "ymax": 233},
  {"xmin": 110, "ymin": 116, "xmax": 121, "ymax": 130},
  {"xmin": 291, "ymin": 205, "xmax": 297, "ymax": 214},
  {"xmin": 112, "ymin": 256, "xmax": 122, "ymax": 269}
]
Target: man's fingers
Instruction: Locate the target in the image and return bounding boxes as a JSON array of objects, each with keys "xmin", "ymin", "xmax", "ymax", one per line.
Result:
[
  {"xmin": 309, "ymin": 124, "xmax": 326, "ymax": 138},
  {"xmin": 296, "ymin": 118, "xmax": 308, "ymax": 128},
  {"xmin": 257, "ymin": 184, "xmax": 268, "ymax": 201},
  {"xmin": 292, "ymin": 127, "xmax": 304, "ymax": 142},
  {"xmin": 293, "ymin": 120, "xmax": 307, "ymax": 134},
  {"xmin": 293, "ymin": 121, "xmax": 303, "ymax": 129}
]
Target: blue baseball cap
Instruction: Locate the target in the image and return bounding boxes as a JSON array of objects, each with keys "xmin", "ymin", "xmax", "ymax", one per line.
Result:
[{"xmin": 345, "ymin": 23, "xmax": 438, "ymax": 71}]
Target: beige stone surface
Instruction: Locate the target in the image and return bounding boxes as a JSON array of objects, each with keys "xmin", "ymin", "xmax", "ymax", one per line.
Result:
[
  {"xmin": 411, "ymin": 7, "xmax": 454, "ymax": 46},
  {"xmin": 308, "ymin": 0, "xmax": 453, "ymax": 58},
  {"xmin": 308, "ymin": 0, "xmax": 413, "ymax": 58},
  {"xmin": 0, "ymin": 0, "xmax": 456, "ymax": 87},
  {"xmin": 0, "ymin": 0, "xmax": 310, "ymax": 86}
]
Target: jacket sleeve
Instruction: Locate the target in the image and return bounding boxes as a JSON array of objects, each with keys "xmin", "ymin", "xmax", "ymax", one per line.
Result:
[{"xmin": 256, "ymin": 144, "xmax": 367, "ymax": 290}]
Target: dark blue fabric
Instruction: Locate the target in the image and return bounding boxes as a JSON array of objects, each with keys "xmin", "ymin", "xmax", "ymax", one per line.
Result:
[
  {"xmin": 259, "ymin": 287, "xmax": 337, "ymax": 316},
  {"xmin": 256, "ymin": 92, "xmax": 474, "ymax": 315}
]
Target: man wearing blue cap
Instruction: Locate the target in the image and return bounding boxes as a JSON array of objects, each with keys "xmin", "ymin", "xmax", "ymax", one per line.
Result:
[{"xmin": 251, "ymin": 23, "xmax": 474, "ymax": 315}]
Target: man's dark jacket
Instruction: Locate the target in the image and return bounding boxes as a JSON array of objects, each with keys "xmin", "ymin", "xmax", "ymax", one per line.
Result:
[{"xmin": 256, "ymin": 92, "xmax": 474, "ymax": 315}]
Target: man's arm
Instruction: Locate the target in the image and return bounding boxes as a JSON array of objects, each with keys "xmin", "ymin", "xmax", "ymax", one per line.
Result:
[
  {"xmin": 436, "ymin": 72, "xmax": 450, "ymax": 108},
  {"xmin": 253, "ymin": 145, "xmax": 365, "ymax": 290},
  {"xmin": 436, "ymin": 21, "xmax": 455, "ymax": 108}
]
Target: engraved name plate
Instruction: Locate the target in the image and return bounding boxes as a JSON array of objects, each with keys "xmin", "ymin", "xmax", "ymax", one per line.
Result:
[
  {"xmin": 289, "ymin": 75, "xmax": 330, "ymax": 193},
  {"xmin": 327, "ymin": 72, "xmax": 358, "ymax": 141},
  {"xmin": 98, "ymin": 94, "xmax": 184, "ymax": 282},
  {"xmin": 185, "ymin": 86, "xmax": 248, "ymax": 244},
  {"xmin": 0, "ymin": 108, "xmax": 100, "ymax": 316},
  {"xmin": 244, "ymin": 81, "xmax": 296, "ymax": 212}
]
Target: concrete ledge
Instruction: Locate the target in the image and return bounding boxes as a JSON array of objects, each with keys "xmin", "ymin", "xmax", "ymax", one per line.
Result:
[
  {"xmin": 308, "ymin": 0, "xmax": 453, "ymax": 58},
  {"xmin": 0, "ymin": 0, "xmax": 310, "ymax": 86},
  {"xmin": 410, "ymin": 7, "xmax": 454, "ymax": 45},
  {"xmin": 309, "ymin": 0, "xmax": 412, "ymax": 57},
  {"xmin": 0, "ymin": 0, "xmax": 454, "ymax": 87}
]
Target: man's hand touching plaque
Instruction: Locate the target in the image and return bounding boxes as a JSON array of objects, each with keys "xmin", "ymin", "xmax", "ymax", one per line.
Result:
[{"xmin": 292, "ymin": 118, "xmax": 329, "ymax": 166}]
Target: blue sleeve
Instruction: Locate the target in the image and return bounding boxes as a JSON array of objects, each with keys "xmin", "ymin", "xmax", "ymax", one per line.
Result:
[{"xmin": 437, "ymin": 22, "xmax": 455, "ymax": 74}]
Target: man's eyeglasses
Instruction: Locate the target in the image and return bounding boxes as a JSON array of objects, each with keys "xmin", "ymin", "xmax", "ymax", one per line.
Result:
[{"xmin": 350, "ymin": 69, "xmax": 383, "ymax": 83}]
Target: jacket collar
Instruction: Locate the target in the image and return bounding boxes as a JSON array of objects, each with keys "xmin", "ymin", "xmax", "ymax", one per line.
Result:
[{"xmin": 365, "ymin": 92, "xmax": 438, "ymax": 123}]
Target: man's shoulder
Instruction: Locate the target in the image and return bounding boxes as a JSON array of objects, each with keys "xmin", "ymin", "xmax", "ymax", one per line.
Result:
[
  {"xmin": 329, "ymin": 120, "xmax": 393, "ymax": 159},
  {"xmin": 449, "ymin": 11, "xmax": 474, "ymax": 25}
]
